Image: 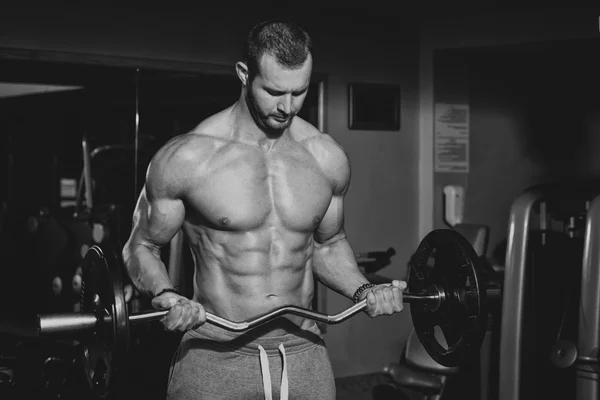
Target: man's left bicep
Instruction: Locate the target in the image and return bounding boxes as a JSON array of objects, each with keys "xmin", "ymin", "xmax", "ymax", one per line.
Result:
[{"xmin": 314, "ymin": 195, "xmax": 346, "ymax": 245}]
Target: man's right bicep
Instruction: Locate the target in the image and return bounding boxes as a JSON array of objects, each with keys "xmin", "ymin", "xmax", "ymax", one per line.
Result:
[
  {"xmin": 127, "ymin": 134, "xmax": 191, "ymax": 252},
  {"xmin": 129, "ymin": 186, "xmax": 185, "ymax": 250}
]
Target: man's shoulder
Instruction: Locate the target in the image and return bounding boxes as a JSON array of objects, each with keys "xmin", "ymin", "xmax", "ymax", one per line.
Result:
[
  {"xmin": 298, "ymin": 130, "xmax": 348, "ymax": 167},
  {"xmin": 292, "ymin": 121, "xmax": 350, "ymax": 191},
  {"xmin": 146, "ymin": 132, "xmax": 225, "ymax": 198},
  {"xmin": 292, "ymin": 118, "xmax": 346, "ymax": 157},
  {"xmin": 153, "ymin": 132, "xmax": 222, "ymax": 167}
]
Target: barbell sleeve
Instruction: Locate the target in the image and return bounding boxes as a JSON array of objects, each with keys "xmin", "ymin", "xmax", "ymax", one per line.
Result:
[
  {"xmin": 37, "ymin": 291, "xmax": 441, "ymax": 336},
  {"xmin": 403, "ymin": 293, "xmax": 435, "ymax": 302},
  {"xmin": 37, "ymin": 313, "xmax": 98, "ymax": 335}
]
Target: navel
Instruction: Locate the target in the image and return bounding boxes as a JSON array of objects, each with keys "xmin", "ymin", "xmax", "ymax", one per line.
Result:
[{"xmin": 218, "ymin": 217, "xmax": 230, "ymax": 226}]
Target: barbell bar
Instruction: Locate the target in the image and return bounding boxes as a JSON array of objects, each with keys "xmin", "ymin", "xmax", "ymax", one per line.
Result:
[{"xmin": 38, "ymin": 288, "xmax": 499, "ymax": 335}]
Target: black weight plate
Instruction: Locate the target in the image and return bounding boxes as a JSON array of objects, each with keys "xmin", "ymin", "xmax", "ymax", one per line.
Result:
[
  {"xmin": 408, "ymin": 229, "xmax": 488, "ymax": 367},
  {"xmin": 80, "ymin": 246, "xmax": 129, "ymax": 398}
]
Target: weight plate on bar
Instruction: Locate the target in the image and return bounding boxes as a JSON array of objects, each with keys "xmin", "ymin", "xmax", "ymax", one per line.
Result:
[
  {"xmin": 80, "ymin": 245, "xmax": 129, "ymax": 398},
  {"xmin": 408, "ymin": 229, "xmax": 488, "ymax": 367}
]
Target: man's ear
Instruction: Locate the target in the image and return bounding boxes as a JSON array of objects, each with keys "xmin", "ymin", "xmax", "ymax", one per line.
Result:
[{"xmin": 235, "ymin": 62, "xmax": 249, "ymax": 85}]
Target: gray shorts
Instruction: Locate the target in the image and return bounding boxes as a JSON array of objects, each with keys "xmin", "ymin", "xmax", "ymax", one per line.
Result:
[{"xmin": 166, "ymin": 318, "xmax": 336, "ymax": 400}]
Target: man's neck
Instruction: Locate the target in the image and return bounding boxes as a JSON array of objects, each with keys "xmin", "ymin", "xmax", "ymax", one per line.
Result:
[{"xmin": 229, "ymin": 101, "xmax": 286, "ymax": 150}]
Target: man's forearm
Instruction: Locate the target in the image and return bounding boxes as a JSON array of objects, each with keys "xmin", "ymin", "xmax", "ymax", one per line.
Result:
[
  {"xmin": 312, "ymin": 237, "xmax": 370, "ymax": 300},
  {"xmin": 122, "ymin": 241, "xmax": 173, "ymax": 298}
]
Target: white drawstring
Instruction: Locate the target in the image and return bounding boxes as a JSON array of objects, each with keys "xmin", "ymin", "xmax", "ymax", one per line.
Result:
[
  {"xmin": 258, "ymin": 345, "xmax": 273, "ymax": 400},
  {"xmin": 279, "ymin": 343, "xmax": 288, "ymax": 400},
  {"xmin": 258, "ymin": 344, "xmax": 288, "ymax": 400}
]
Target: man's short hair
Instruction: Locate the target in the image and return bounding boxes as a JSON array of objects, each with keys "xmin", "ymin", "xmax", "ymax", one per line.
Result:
[{"xmin": 243, "ymin": 20, "xmax": 312, "ymax": 80}]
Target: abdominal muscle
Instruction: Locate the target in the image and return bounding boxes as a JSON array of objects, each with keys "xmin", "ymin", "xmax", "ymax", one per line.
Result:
[{"xmin": 184, "ymin": 224, "xmax": 317, "ymax": 334}]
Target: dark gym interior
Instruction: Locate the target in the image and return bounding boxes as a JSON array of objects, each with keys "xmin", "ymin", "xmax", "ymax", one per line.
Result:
[{"xmin": 1, "ymin": 5, "xmax": 600, "ymax": 400}]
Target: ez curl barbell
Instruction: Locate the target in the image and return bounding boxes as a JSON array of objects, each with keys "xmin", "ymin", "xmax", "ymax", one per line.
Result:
[{"xmin": 36, "ymin": 229, "xmax": 501, "ymax": 398}]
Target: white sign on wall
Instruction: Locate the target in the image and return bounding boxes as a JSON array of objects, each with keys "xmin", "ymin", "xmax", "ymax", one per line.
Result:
[{"xmin": 434, "ymin": 103, "xmax": 470, "ymax": 173}]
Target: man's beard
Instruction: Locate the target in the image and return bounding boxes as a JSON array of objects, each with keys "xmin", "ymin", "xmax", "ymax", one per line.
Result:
[{"xmin": 246, "ymin": 88, "xmax": 294, "ymax": 137}]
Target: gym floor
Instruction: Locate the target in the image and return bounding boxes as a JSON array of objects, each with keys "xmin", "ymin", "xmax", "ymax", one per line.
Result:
[{"xmin": 335, "ymin": 373, "xmax": 418, "ymax": 400}]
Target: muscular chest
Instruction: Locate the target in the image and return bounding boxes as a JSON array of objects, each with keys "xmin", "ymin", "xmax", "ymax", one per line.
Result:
[{"xmin": 187, "ymin": 145, "xmax": 332, "ymax": 232}]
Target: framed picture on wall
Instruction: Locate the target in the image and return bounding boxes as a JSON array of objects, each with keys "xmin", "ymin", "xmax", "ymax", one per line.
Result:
[{"xmin": 348, "ymin": 82, "xmax": 401, "ymax": 131}]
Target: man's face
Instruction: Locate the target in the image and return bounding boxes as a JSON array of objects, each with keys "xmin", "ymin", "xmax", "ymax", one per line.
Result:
[{"xmin": 246, "ymin": 53, "xmax": 312, "ymax": 134}]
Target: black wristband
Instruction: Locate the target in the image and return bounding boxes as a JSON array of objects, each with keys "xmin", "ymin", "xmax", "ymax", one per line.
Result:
[
  {"xmin": 154, "ymin": 288, "xmax": 180, "ymax": 298},
  {"xmin": 353, "ymin": 283, "xmax": 377, "ymax": 303}
]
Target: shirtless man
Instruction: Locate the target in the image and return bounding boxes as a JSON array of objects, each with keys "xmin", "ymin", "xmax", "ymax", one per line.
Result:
[{"xmin": 122, "ymin": 20, "xmax": 406, "ymax": 400}]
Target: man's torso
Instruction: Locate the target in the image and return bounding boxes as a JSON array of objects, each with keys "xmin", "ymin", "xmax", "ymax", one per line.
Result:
[{"xmin": 170, "ymin": 113, "xmax": 337, "ymax": 330}]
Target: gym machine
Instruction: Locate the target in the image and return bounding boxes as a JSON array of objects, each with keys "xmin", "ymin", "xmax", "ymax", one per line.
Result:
[{"xmin": 499, "ymin": 181, "xmax": 600, "ymax": 400}]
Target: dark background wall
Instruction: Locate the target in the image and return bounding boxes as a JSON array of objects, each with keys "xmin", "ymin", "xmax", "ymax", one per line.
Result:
[
  {"xmin": 433, "ymin": 38, "xmax": 600, "ymax": 264},
  {"xmin": 422, "ymin": 8, "xmax": 600, "ymax": 241}
]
